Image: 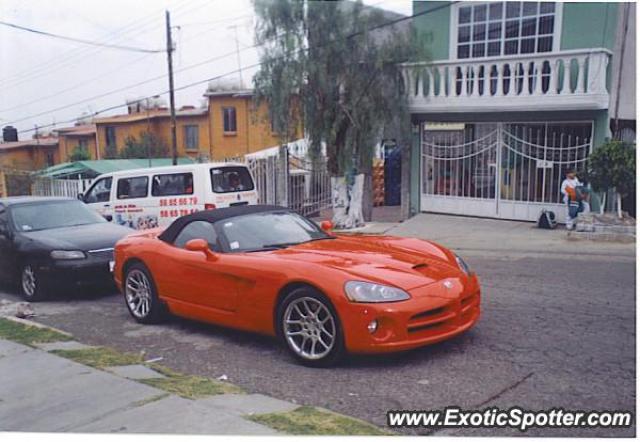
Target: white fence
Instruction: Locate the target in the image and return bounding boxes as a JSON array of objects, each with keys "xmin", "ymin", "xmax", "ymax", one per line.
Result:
[{"xmin": 32, "ymin": 177, "xmax": 93, "ymax": 198}]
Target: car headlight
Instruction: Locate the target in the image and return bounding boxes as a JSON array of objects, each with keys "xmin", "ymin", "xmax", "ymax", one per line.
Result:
[
  {"xmin": 455, "ymin": 254, "xmax": 471, "ymax": 275},
  {"xmin": 50, "ymin": 250, "xmax": 86, "ymax": 260},
  {"xmin": 344, "ymin": 281, "xmax": 410, "ymax": 303}
]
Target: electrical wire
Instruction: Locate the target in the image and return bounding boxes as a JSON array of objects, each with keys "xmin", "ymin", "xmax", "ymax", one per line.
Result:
[
  {"xmin": 13, "ymin": 1, "xmax": 456, "ymax": 134},
  {"xmin": 0, "ymin": 20, "xmax": 164, "ymax": 53}
]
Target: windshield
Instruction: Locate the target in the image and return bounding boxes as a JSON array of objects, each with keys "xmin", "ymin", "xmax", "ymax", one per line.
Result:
[
  {"xmin": 11, "ymin": 200, "xmax": 106, "ymax": 232},
  {"xmin": 215, "ymin": 211, "xmax": 330, "ymax": 252}
]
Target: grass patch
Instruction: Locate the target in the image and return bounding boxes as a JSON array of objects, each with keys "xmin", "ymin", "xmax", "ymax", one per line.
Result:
[
  {"xmin": 52, "ymin": 347, "xmax": 143, "ymax": 368},
  {"xmin": 247, "ymin": 405, "xmax": 390, "ymax": 436},
  {"xmin": 139, "ymin": 364, "xmax": 244, "ymax": 399},
  {"xmin": 132, "ymin": 393, "xmax": 170, "ymax": 407},
  {"xmin": 0, "ymin": 317, "xmax": 72, "ymax": 346}
]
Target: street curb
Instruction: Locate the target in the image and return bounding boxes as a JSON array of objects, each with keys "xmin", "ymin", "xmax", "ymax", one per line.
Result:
[{"xmin": 0, "ymin": 314, "xmax": 73, "ymax": 337}]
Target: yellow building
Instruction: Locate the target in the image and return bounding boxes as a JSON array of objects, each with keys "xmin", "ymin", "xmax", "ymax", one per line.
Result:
[
  {"xmin": 56, "ymin": 124, "xmax": 98, "ymax": 161},
  {"xmin": 94, "ymin": 107, "xmax": 210, "ymax": 160},
  {"xmin": 204, "ymin": 89, "xmax": 281, "ymax": 160},
  {"xmin": 0, "ymin": 138, "xmax": 59, "ymax": 171}
]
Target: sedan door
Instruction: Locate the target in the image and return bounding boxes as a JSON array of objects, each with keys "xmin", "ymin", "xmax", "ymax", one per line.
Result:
[{"xmin": 0, "ymin": 205, "xmax": 13, "ymax": 281}]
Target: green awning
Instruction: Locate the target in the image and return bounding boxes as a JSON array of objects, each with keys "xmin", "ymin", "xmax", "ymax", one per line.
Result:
[{"xmin": 38, "ymin": 158, "xmax": 196, "ymax": 179}]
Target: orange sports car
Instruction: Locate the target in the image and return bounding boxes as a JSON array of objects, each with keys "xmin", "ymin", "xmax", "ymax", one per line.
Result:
[{"xmin": 113, "ymin": 205, "xmax": 480, "ymax": 366}]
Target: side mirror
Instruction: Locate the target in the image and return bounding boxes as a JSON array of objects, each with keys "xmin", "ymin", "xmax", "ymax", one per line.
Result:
[
  {"xmin": 103, "ymin": 214, "xmax": 113, "ymax": 222},
  {"xmin": 77, "ymin": 193, "xmax": 84, "ymax": 201},
  {"xmin": 320, "ymin": 220, "xmax": 333, "ymax": 232},
  {"xmin": 185, "ymin": 238, "xmax": 218, "ymax": 261}
]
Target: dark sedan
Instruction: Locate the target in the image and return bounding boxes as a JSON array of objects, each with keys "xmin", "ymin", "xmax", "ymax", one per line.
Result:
[{"xmin": 0, "ymin": 197, "xmax": 133, "ymax": 301}]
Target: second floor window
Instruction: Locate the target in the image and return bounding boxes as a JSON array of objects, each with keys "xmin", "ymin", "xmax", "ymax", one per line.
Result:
[
  {"xmin": 223, "ymin": 107, "xmax": 237, "ymax": 133},
  {"xmin": 456, "ymin": 2, "xmax": 556, "ymax": 59},
  {"xmin": 184, "ymin": 125, "xmax": 199, "ymax": 151},
  {"xmin": 105, "ymin": 126, "xmax": 117, "ymax": 148}
]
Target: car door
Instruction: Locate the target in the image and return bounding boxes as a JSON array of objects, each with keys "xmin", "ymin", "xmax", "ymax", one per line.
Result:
[
  {"xmin": 83, "ymin": 176, "xmax": 114, "ymax": 221},
  {"xmin": 159, "ymin": 220, "xmax": 238, "ymax": 312},
  {"xmin": 0, "ymin": 204, "xmax": 16, "ymax": 282}
]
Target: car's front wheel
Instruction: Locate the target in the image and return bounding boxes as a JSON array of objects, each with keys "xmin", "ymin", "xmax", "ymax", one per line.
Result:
[
  {"xmin": 277, "ymin": 287, "xmax": 345, "ymax": 367},
  {"xmin": 123, "ymin": 263, "xmax": 166, "ymax": 324},
  {"xmin": 20, "ymin": 263, "xmax": 47, "ymax": 302}
]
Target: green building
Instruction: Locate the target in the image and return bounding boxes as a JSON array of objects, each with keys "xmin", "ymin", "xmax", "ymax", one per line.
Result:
[{"xmin": 404, "ymin": 1, "xmax": 635, "ymax": 220}]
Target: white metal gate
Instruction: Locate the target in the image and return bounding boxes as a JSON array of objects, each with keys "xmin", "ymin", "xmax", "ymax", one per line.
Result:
[{"xmin": 420, "ymin": 122, "xmax": 593, "ymax": 221}]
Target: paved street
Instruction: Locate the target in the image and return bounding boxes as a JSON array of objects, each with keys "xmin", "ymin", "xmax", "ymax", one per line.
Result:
[{"xmin": 0, "ymin": 214, "xmax": 635, "ymax": 436}]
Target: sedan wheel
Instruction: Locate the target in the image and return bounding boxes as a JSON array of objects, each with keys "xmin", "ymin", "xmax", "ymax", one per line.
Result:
[
  {"xmin": 279, "ymin": 289, "xmax": 344, "ymax": 367},
  {"xmin": 20, "ymin": 264, "xmax": 46, "ymax": 301},
  {"xmin": 124, "ymin": 264, "xmax": 166, "ymax": 324}
]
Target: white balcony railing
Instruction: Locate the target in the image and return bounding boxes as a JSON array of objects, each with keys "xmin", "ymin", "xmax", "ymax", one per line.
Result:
[{"xmin": 401, "ymin": 48, "xmax": 611, "ymax": 113}]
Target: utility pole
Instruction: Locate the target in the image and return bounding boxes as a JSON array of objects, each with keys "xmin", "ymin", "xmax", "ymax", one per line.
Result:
[
  {"xmin": 228, "ymin": 24, "xmax": 243, "ymax": 87},
  {"xmin": 165, "ymin": 10, "xmax": 178, "ymax": 165}
]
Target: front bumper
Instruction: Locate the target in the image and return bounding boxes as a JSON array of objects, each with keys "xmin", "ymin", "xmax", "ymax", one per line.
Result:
[
  {"xmin": 37, "ymin": 255, "xmax": 114, "ymax": 287},
  {"xmin": 339, "ymin": 275, "xmax": 481, "ymax": 354}
]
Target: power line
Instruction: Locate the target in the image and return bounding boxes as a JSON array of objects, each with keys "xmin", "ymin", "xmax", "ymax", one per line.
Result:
[
  {"xmin": 0, "ymin": 0, "xmax": 206, "ymax": 88},
  {"xmin": 0, "ymin": 7, "xmax": 253, "ymax": 114},
  {"xmin": 0, "ymin": 20, "xmax": 164, "ymax": 53},
  {"xmin": 14, "ymin": 1, "xmax": 455, "ymax": 135}
]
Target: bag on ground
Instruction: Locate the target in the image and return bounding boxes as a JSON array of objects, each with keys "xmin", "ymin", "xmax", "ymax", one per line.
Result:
[{"xmin": 538, "ymin": 210, "xmax": 557, "ymax": 229}]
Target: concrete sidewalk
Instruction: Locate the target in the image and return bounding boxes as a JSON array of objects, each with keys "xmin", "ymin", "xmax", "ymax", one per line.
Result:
[
  {"xmin": 354, "ymin": 213, "xmax": 635, "ymax": 260},
  {"xmin": 0, "ymin": 338, "xmax": 295, "ymax": 434}
]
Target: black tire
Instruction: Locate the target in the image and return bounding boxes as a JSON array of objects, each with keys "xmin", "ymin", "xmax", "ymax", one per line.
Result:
[
  {"xmin": 20, "ymin": 263, "xmax": 47, "ymax": 302},
  {"xmin": 123, "ymin": 263, "xmax": 167, "ymax": 324},
  {"xmin": 276, "ymin": 287, "xmax": 345, "ymax": 367}
]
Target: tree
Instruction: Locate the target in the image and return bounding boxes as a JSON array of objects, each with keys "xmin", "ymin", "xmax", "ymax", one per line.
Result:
[
  {"xmin": 117, "ymin": 132, "xmax": 170, "ymax": 160},
  {"xmin": 586, "ymin": 140, "xmax": 636, "ymax": 217},
  {"xmin": 253, "ymin": 0, "xmax": 421, "ymax": 227},
  {"xmin": 68, "ymin": 146, "xmax": 90, "ymax": 162}
]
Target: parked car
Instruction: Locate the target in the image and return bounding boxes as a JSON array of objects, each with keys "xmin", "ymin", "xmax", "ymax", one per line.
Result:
[
  {"xmin": 81, "ymin": 162, "xmax": 258, "ymax": 229},
  {"xmin": 114, "ymin": 205, "xmax": 481, "ymax": 366},
  {"xmin": 0, "ymin": 197, "xmax": 133, "ymax": 301}
]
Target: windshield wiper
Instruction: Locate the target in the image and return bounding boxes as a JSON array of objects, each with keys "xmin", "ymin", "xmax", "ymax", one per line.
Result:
[{"xmin": 261, "ymin": 242, "xmax": 302, "ymax": 249}]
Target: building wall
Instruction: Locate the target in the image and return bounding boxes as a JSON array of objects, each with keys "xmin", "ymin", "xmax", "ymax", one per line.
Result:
[
  {"xmin": 0, "ymin": 145, "xmax": 59, "ymax": 170},
  {"xmin": 207, "ymin": 96, "xmax": 280, "ymax": 160},
  {"xmin": 95, "ymin": 113, "xmax": 210, "ymax": 160},
  {"xmin": 58, "ymin": 134, "xmax": 98, "ymax": 161},
  {"xmin": 560, "ymin": 2, "xmax": 618, "ymax": 51},
  {"xmin": 412, "ymin": 1, "xmax": 451, "ymax": 61}
]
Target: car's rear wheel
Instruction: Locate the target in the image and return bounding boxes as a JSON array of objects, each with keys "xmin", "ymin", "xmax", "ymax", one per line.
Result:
[
  {"xmin": 20, "ymin": 263, "xmax": 47, "ymax": 302},
  {"xmin": 123, "ymin": 263, "xmax": 166, "ymax": 324},
  {"xmin": 277, "ymin": 287, "xmax": 344, "ymax": 367}
]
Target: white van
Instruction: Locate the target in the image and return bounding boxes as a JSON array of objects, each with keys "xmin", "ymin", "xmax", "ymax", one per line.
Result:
[{"xmin": 82, "ymin": 162, "xmax": 258, "ymax": 229}]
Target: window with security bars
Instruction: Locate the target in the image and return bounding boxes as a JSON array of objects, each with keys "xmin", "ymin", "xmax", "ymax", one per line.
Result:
[{"xmin": 456, "ymin": 2, "xmax": 556, "ymax": 59}]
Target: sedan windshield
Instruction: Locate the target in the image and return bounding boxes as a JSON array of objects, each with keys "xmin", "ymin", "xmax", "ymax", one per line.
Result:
[
  {"xmin": 11, "ymin": 200, "xmax": 106, "ymax": 232},
  {"xmin": 215, "ymin": 211, "xmax": 331, "ymax": 252}
]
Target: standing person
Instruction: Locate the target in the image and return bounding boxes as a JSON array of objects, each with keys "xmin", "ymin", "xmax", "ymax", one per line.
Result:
[{"xmin": 561, "ymin": 168, "xmax": 583, "ymax": 230}]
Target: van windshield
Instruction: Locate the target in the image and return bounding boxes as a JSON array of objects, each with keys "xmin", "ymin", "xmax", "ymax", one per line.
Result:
[{"xmin": 210, "ymin": 166, "xmax": 254, "ymax": 193}]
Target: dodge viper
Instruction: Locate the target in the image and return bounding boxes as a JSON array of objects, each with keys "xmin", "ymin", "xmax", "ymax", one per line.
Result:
[{"xmin": 113, "ymin": 205, "xmax": 480, "ymax": 366}]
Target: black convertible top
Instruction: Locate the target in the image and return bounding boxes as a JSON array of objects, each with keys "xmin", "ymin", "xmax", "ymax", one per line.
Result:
[{"xmin": 158, "ymin": 204, "xmax": 291, "ymax": 243}]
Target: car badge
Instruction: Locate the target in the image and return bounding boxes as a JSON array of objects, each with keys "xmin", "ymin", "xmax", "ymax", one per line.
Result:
[{"xmin": 443, "ymin": 281, "xmax": 453, "ymax": 289}]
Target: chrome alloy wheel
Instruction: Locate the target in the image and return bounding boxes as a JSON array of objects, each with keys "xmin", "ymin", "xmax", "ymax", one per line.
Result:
[
  {"xmin": 21, "ymin": 265, "xmax": 36, "ymax": 298},
  {"xmin": 125, "ymin": 269, "xmax": 152, "ymax": 319},
  {"xmin": 283, "ymin": 296, "xmax": 336, "ymax": 360}
]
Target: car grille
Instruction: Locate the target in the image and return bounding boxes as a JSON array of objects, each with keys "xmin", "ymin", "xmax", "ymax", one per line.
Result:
[
  {"xmin": 407, "ymin": 290, "xmax": 480, "ymax": 334},
  {"xmin": 88, "ymin": 248, "xmax": 115, "ymax": 261}
]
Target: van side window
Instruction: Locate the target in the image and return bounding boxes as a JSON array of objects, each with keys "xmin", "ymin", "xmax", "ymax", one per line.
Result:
[
  {"xmin": 84, "ymin": 177, "xmax": 112, "ymax": 203},
  {"xmin": 174, "ymin": 220, "xmax": 219, "ymax": 251},
  {"xmin": 117, "ymin": 176, "xmax": 148, "ymax": 199},
  {"xmin": 210, "ymin": 167, "xmax": 255, "ymax": 193},
  {"xmin": 152, "ymin": 173, "xmax": 194, "ymax": 197}
]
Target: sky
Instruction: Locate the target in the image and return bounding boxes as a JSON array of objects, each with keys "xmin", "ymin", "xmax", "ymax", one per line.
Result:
[{"xmin": 0, "ymin": 0, "xmax": 412, "ymax": 139}]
